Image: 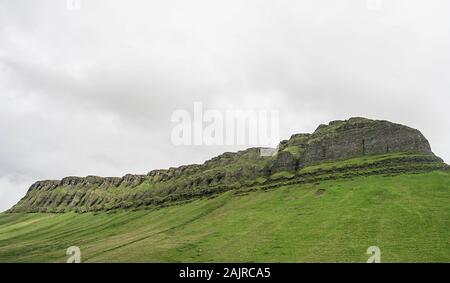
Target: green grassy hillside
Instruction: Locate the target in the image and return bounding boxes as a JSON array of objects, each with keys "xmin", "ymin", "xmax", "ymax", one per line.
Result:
[
  {"xmin": 9, "ymin": 118, "xmax": 443, "ymax": 215},
  {"xmin": 1, "ymin": 170, "xmax": 449, "ymax": 263}
]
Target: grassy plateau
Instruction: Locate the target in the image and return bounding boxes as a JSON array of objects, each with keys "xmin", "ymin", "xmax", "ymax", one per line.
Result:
[{"xmin": 0, "ymin": 169, "xmax": 449, "ymax": 262}]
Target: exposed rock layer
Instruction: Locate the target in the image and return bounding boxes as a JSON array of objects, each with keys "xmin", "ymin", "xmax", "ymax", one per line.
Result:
[
  {"xmin": 8, "ymin": 117, "xmax": 445, "ymax": 213},
  {"xmin": 273, "ymin": 117, "xmax": 433, "ymax": 172}
]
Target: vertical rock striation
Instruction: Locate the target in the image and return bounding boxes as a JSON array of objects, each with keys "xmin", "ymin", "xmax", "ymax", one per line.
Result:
[{"xmin": 8, "ymin": 117, "xmax": 444, "ymax": 213}]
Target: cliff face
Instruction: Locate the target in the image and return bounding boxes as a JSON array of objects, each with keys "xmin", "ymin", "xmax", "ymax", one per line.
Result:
[
  {"xmin": 273, "ymin": 117, "xmax": 433, "ymax": 172},
  {"xmin": 8, "ymin": 117, "xmax": 446, "ymax": 213}
]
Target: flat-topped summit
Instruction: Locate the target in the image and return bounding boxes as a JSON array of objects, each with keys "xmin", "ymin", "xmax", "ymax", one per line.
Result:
[
  {"xmin": 9, "ymin": 117, "xmax": 447, "ymax": 213},
  {"xmin": 272, "ymin": 117, "xmax": 433, "ymax": 172}
]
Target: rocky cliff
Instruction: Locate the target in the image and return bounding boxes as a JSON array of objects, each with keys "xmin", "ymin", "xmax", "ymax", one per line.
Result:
[
  {"xmin": 8, "ymin": 117, "xmax": 447, "ymax": 213},
  {"xmin": 272, "ymin": 117, "xmax": 433, "ymax": 172}
]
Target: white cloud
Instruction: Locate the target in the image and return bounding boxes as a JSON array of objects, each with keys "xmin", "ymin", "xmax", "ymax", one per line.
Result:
[
  {"xmin": 0, "ymin": 175, "xmax": 33, "ymax": 212},
  {"xmin": 0, "ymin": 0, "xmax": 449, "ymax": 211}
]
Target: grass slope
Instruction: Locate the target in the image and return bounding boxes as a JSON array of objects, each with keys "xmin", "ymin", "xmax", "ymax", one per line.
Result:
[
  {"xmin": 0, "ymin": 170, "xmax": 449, "ymax": 263},
  {"xmin": 10, "ymin": 152, "xmax": 446, "ymax": 213}
]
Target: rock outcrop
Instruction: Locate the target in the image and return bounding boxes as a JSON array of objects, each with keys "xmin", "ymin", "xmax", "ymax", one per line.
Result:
[
  {"xmin": 271, "ymin": 117, "xmax": 433, "ymax": 172},
  {"xmin": 8, "ymin": 117, "xmax": 446, "ymax": 213}
]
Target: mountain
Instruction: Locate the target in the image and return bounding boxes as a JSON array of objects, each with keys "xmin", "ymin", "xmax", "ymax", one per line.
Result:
[
  {"xmin": 1, "ymin": 117, "xmax": 449, "ymax": 262},
  {"xmin": 8, "ymin": 117, "xmax": 446, "ymax": 213}
]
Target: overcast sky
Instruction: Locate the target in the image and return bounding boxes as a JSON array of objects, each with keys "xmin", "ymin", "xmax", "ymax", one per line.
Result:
[{"xmin": 0, "ymin": 0, "xmax": 449, "ymax": 212}]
